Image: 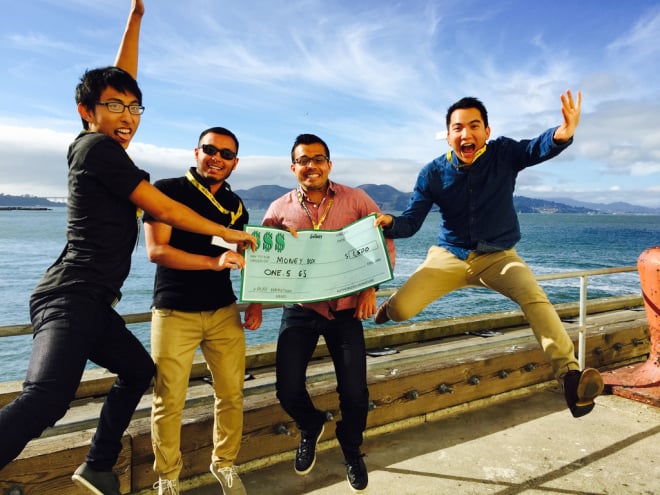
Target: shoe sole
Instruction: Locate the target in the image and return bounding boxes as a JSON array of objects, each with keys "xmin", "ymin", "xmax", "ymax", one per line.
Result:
[
  {"xmin": 295, "ymin": 424, "xmax": 325, "ymax": 476},
  {"xmin": 576, "ymin": 368, "xmax": 604, "ymax": 406},
  {"xmin": 71, "ymin": 474, "xmax": 105, "ymax": 495},
  {"xmin": 347, "ymin": 477, "xmax": 368, "ymax": 493}
]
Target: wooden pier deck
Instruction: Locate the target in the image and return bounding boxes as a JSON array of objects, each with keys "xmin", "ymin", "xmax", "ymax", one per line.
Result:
[{"xmin": 0, "ymin": 294, "xmax": 653, "ymax": 494}]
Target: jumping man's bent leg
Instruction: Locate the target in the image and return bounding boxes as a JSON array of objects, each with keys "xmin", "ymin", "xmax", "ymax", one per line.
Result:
[{"xmin": 380, "ymin": 246, "xmax": 468, "ymax": 322}]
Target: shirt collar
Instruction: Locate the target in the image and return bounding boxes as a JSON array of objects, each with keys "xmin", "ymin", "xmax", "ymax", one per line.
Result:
[
  {"xmin": 446, "ymin": 144, "xmax": 488, "ymax": 170},
  {"xmin": 299, "ymin": 180, "xmax": 336, "ymax": 201}
]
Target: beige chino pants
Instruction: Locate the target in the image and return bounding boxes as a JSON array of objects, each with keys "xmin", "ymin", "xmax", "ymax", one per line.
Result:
[
  {"xmin": 388, "ymin": 246, "xmax": 579, "ymax": 378},
  {"xmin": 150, "ymin": 303, "xmax": 245, "ymax": 479}
]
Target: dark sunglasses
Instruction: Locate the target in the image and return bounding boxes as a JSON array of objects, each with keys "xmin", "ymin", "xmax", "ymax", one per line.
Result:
[{"xmin": 200, "ymin": 144, "xmax": 237, "ymax": 160}]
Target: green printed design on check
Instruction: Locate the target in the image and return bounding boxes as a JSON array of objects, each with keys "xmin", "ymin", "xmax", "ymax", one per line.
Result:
[{"xmin": 240, "ymin": 214, "xmax": 393, "ymax": 303}]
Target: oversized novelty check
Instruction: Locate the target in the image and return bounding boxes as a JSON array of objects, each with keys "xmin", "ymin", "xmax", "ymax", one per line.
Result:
[{"xmin": 240, "ymin": 214, "xmax": 393, "ymax": 303}]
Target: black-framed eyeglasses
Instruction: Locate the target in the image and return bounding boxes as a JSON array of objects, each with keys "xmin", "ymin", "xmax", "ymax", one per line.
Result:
[
  {"xmin": 96, "ymin": 101, "xmax": 145, "ymax": 115},
  {"xmin": 200, "ymin": 144, "xmax": 237, "ymax": 160},
  {"xmin": 293, "ymin": 155, "xmax": 329, "ymax": 166}
]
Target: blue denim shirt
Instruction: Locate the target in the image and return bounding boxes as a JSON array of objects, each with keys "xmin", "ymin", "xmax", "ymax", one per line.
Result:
[{"xmin": 384, "ymin": 127, "xmax": 572, "ymax": 260}]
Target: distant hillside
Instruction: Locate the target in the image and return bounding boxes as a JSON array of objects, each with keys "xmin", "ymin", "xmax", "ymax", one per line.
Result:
[
  {"xmin": 545, "ymin": 197, "xmax": 660, "ymax": 215},
  {"xmin": 3, "ymin": 189, "xmax": 656, "ymax": 215},
  {"xmin": 233, "ymin": 184, "xmax": 412, "ymax": 211},
  {"xmin": 356, "ymin": 184, "xmax": 412, "ymax": 210},
  {"xmin": 512, "ymin": 196, "xmax": 599, "ymax": 214},
  {"xmin": 234, "ymin": 185, "xmax": 290, "ymax": 209},
  {"xmin": 0, "ymin": 194, "xmax": 61, "ymax": 208},
  {"xmin": 234, "ymin": 185, "xmax": 602, "ymax": 213}
]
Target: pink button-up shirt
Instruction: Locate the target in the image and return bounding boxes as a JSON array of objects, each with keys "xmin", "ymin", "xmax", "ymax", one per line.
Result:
[{"xmin": 262, "ymin": 181, "xmax": 396, "ymax": 319}]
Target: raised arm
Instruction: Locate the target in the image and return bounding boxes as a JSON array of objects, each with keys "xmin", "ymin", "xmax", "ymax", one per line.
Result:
[
  {"xmin": 114, "ymin": 0, "xmax": 144, "ymax": 79},
  {"xmin": 553, "ymin": 89, "xmax": 581, "ymax": 144}
]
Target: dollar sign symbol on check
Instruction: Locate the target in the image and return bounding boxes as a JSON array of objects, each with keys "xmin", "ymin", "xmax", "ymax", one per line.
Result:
[
  {"xmin": 275, "ymin": 233, "xmax": 285, "ymax": 253},
  {"xmin": 263, "ymin": 232, "xmax": 273, "ymax": 252}
]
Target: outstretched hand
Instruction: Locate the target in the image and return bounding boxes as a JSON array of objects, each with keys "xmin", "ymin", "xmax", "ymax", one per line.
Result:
[
  {"xmin": 374, "ymin": 213, "xmax": 393, "ymax": 229},
  {"xmin": 222, "ymin": 229, "xmax": 257, "ymax": 251},
  {"xmin": 554, "ymin": 89, "xmax": 581, "ymax": 143}
]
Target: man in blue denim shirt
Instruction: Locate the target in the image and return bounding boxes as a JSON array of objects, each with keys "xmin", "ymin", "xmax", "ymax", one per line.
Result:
[{"xmin": 374, "ymin": 90, "xmax": 604, "ymax": 418}]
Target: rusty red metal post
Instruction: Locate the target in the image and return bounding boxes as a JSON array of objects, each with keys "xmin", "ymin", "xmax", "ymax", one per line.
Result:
[{"xmin": 603, "ymin": 246, "xmax": 660, "ymax": 406}]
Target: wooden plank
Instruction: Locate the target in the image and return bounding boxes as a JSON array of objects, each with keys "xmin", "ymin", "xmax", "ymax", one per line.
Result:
[{"xmin": 0, "ymin": 432, "xmax": 131, "ymax": 495}]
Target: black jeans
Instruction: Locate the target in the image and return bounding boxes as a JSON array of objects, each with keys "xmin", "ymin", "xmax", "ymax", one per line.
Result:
[
  {"xmin": 275, "ymin": 306, "xmax": 368, "ymax": 458},
  {"xmin": 0, "ymin": 286, "xmax": 155, "ymax": 470}
]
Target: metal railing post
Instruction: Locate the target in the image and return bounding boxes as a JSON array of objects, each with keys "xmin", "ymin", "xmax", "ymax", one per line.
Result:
[{"xmin": 578, "ymin": 275, "xmax": 588, "ymax": 370}]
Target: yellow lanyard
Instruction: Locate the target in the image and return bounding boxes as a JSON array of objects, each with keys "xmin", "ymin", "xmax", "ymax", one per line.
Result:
[
  {"xmin": 297, "ymin": 188, "xmax": 334, "ymax": 230},
  {"xmin": 186, "ymin": 170, "xmax": 243, "ymax": 226},
  {"xmin": 447, "ymin": 144, "xmax": 487, "ymax": 167}
]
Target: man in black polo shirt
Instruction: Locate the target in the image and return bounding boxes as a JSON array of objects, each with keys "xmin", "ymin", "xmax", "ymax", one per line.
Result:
[
  {"xmin": 0, "ymin": 3, "xmax": 255, "ymax": 495},
  {"xmin": 143, "ymin": 127, "xmax": 250, "ymax": 495}
]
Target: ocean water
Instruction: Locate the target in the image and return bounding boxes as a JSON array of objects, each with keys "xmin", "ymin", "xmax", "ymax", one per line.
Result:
[{"xmin": 1, "ymin": 208, "xmax": 658, "ymax": 381}]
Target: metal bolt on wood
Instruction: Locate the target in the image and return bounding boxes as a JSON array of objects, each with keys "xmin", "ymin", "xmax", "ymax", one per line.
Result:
[
  {"xmin": 274, "ymin": 423, "xmax": 291, "ymax": 435},
  {"xmin": 406, "ymin": 390, "xmax": 419, "ymax": 400},
  {"xmin": 437, "ymin": 383, "xmax": 453, "ymax": 394}
]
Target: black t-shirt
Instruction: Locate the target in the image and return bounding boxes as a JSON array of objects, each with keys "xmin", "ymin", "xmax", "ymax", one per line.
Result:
[
  {"xmin": 143, "ymin": 168, "xmax": 248, "ymax": 311},
  {"xmin": 32, "ymin": 132, "xmax": 149, "ymax": 299}
]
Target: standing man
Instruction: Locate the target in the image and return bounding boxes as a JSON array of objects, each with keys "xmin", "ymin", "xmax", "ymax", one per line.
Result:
[
  {"xmin": 143, "ymin": 127, "xmax": 249, "ymax": 495},
  {"xmin": 374, "ymin": 91, "xmax": 604, "ymax": 418},
  {"xmin": 244, "ymin": 134, "xmax": 395, "ymax": 493},
  {"xmin": 0, "ymin": 2, "xmax": 255, "ymax": 495}
]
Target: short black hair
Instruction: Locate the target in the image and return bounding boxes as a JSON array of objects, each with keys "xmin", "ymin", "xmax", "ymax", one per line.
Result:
[
  {"xmin": 445, "ymin": 97, "xmax": 489, "ymax": 129},
  {"xmin": 75, "ymin": 66, "xmax": 142, "ymax": 130},
  {"xmin": 198, "ymin": 127, "xmax": 239, "ymax": 152},
  {"xmin": 290, "ymin": 133, "xmax": 330, "ymax": 162}
]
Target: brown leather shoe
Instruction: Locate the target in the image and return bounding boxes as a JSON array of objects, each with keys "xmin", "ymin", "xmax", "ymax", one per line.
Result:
[
  {"xmin": 563, "ymin": 368, "xmax": 604, "ymax": 418},
  {"xmin": 374, "ymin": 300, "xmax": 390, "ymax": 324}
]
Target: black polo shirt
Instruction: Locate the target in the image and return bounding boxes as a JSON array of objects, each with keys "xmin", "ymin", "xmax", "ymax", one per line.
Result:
[
  {"xmin": 32, "ymin": 131, "xmax": 149, "ymax": 300},
  {"xmin": 143, "ymin": 168, "xmax": 248, "ymax": 311}
]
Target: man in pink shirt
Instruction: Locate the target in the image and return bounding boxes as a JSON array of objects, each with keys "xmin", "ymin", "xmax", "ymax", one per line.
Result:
[{"xmin": 244, "ymin": 134, "xmax": 395, "ymax": 493}]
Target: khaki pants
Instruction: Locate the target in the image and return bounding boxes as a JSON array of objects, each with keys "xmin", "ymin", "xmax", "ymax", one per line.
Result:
[
  {"xmin": 388, "ymin": 246, "xmax": 579, "ymax": 378},
  {"xmin": 151, "ymin": 304, "xmax": 245, "ymax": 479}
]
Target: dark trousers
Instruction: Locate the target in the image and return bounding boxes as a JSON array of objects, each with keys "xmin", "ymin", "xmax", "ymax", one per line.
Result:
[
  {"xmin": 275, "ymin": 306, "xmax": 368, "ymax": 458},
  {"xmin": 0, "ymin": 287, "xmax": 155, "ymax": 470}
]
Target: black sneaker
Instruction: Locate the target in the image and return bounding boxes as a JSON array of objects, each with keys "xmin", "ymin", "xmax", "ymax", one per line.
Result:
[
  {"xmin": 345, "ymin": 454, "xmax": 368, "ymax": 493},
  {"xmin": 563, "ymin": 368, "xmax": 604, "ymax": 418},
  {"xmin": 71, "ymin": 462, "xmax": 121, "ymax": 495},
  {"xmin": 374, "ymin": 300, "xmax": 390, "ymax": 324},
  {"xmin": 294, "ymin": 424, "xmax": 324, "ymax": 475}
]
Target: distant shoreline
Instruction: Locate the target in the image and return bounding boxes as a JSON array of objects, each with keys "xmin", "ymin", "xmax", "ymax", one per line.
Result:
[{"xmin": 0, "ymin": 206, "xmax": 52, "ymax": 211}]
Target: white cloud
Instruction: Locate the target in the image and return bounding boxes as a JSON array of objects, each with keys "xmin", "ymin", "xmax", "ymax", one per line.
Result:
[{"xmin": 0, "ymin": 0, "xmax": 659, "ymax": 208}]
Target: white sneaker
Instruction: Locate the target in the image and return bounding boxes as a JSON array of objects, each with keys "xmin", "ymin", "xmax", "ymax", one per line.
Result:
[
  {"xmin": 153, "ymin": 477, "xmax": 179, "ymax": 495},
  {"xmin": 210, "ymin": 464, "xmax": 247, "ymax": 495}
]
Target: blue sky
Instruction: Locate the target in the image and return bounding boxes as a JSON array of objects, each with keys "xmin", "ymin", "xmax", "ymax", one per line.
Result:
[{"xmin": 1, "ymin": 0, "xmax": 659, "ymax": 207}]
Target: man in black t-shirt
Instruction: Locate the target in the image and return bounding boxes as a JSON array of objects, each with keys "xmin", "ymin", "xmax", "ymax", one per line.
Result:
[
  {"xmin": 143, "ymin": 127, "xmax": 250, "ymax": 495},
  {"xmin": 0, "ymin": 3, "xmax": 255, "ymax": 494}
]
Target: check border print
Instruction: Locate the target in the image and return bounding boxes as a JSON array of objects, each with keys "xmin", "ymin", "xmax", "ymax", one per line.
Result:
[{"xmin": 240, "ymin": 214, "xmax": 393, "ymax": 303}]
